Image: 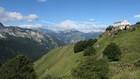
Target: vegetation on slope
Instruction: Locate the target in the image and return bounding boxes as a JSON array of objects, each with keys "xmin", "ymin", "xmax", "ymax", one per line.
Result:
[
  {"xmin": 95, "ymin": 24, "xmax": 140, "ymax": 79},
  {"xmin": 72, "ymin": 58, "xmax": 109, "ymax": 79},
  {"xmin": 34, "ymin": 44, "xmax": 83, "ymax": 79},
  {"xmin": 0, "ymin": 55, "xmax": 36, "ymax": 79},
  {"xmin": 35, "ymin": 23, "xmax": 140, "ymax": 79},
  {"xmin": 83, "ymin": 46, "xmax": 96, "ymax": 56},
  {"xmin": 74, "ymin": 39, "xmax": 97, "ymax": 53},
  {"xmin": 103, "ymin": 43, "xmax": 121, "ymax": 61}
]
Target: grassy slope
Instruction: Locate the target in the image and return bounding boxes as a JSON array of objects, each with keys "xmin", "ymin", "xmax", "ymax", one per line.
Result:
[
  {"xmin": 34, "ymin": 25, "xmax": 140, "ymax": 79},
  {"xmin": 95, "ymin": 27, "xmax": 140, "ymax": 79},
  {"xmin": 34, "ymin": 44, "xmax": 83, "ymax": 79},
  {"xmin": 96, "ymin": 29, "xmax": 140, "ymax": 63}
]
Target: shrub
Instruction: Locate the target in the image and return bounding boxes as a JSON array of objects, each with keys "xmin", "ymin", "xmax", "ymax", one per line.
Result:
[
  {"xmin": 106, "ymin": 26, "xmax": 113, "ymax": 31},
  {"xmin": 99, "ymin": 34, "xmax": 102, "ymax": 37},
  {"xmin": 0, "ymin": 55, "xmax": 37, "ymax": 79},
  {"xmin": 132, "ymin": 27, "xmax": 136, "ymax": 31},
  {"xmin": 134, "ymin": 60, "xmax": 140, "ymax": 67},
  {"xmin": 87, "ymin": 39, "xmax": 97, "ymax": 46},
  {"xmin": 83, "ymin": 46, "xmax": 96, "ymax": 56},
  {"xmin": 136, "ymin": 22, "xmax": 140, "ymax": 25},
  {"xmin": 74, "ymin": 39, "xmax": 97, "ymax": 53},
  {"xmin": 74, "ymin": 40, "xmax": 88, "ymax": 53},
  {"xmin": 136, "ymin": 22, "xmax": 140, "ymax": 28},
  {"xmin": 103, "ymin": 43, "xmax": 121, "ymax": 61},
  {"xmin": 71, "ymin": 58, "xmax": 109, "ymax": 79}
]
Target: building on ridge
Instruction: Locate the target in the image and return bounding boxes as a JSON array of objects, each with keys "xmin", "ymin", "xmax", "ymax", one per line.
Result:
[{"xmin": 113, "ymin": 20, "xmax": 131, "ymax": 30}]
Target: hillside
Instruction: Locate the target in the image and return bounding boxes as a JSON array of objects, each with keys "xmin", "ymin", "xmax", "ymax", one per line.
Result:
[
  {"xmin": 34, "ymin": 24, "xmax": 140, "ymax": 79},
  {"xmin": 95, "ymin": 25, "xmax": 140, "ymax": 79},
  {"xmin": 34, "ymin": 44, "xmax": 83, "ymax": 79},
  {"xmin": 0, "ymin": 23, "xmax": 65, "ymax": 64},
  {"xmin": 96, "ymin": 27, "xmax": 140, "ymax": 63}
]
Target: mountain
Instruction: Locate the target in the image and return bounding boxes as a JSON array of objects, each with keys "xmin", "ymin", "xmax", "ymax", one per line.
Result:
[
  {"xmin": 36, "ymin": 28, "xmax": 64, "ymax": 43},
  {"xmin": 0, "ymin": 23, "xmax": 65, "ymax": 64},
  {"xmin": 34, "ymin": 24, "xmax": 140, "ymax": 79},
  {"xmin": 37, "ymin": 29, "xmax": 102, "ymax": 44},
  {"xmin": 0, "ymin": 23, "xmax": 4, "ymax": 28}
]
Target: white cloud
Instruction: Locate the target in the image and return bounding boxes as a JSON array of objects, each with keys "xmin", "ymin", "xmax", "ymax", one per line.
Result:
[
  {"xmin": 59, "ymin": 20, "xmax": 80, "ymax": 30},
  {"xmin": 26, "ymin": 14, "xmax": 39, "ymax": 22},
  {"xmin": 7, "ymin": 12, "xmax": 24, "ymax": 21},
  {"xmin": 47, "ymin": 20, "xmax": 107, "ymax": 32},
  {"xmin": 19, "ymin": 24, "xmax": 44, "ymax": 29},
  {"xmin": 134, "ymin": 14, "xmax": 140, "ymax": 18},
  {"xmin": 0, "ymin": 7, "xmax": 39, "ymax": 23},
  {"xmin": 38, "ymin": 0, "xmax": 47, "ymax": 2}
]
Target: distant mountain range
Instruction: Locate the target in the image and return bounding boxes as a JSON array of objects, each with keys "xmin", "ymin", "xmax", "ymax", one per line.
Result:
[
  {"xmin": 0, "ymin": 23, "xmax": 65, "ymax": 64},
  {"xmin": 36, "ymin": 28, "xmax": 102, "ymax": 44},
  {"xmin": 0, "ymin": 22, "xmax": 101, "ymax": 64}
]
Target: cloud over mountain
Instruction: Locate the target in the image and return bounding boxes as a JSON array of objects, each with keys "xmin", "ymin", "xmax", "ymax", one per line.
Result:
[
  {"xmin": 27, "ymin": 14, "xmax": 39, "ymax": 22},
  {"xmin": 0, "ymin": 7, "xmax": 39, "ymax": 23},
  {"xmin": 19, "ymin": 24, "xmax": 44, "ymax": 29},
  {"xmin": 47, "ymin": 20, "xmax": 107, "ymax": 32}
]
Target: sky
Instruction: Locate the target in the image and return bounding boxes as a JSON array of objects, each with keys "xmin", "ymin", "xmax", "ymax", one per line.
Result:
[{"xmin": 0, "ymin": 0, "xmax": 140, "ymax": 32}]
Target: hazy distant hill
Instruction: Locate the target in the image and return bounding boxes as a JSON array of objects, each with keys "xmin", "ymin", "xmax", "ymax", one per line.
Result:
[{"xmin": 37, "ymin": 29, "xmax": 102, "ymax": 44}]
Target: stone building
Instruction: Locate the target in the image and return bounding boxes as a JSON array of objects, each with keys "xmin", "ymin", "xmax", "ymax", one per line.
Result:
[{"xmin": 113, "ymin": 20, "xmax": 131, "ymax": 30}]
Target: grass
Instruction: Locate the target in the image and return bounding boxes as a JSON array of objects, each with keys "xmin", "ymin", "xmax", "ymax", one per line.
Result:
[
  {"xmin": 34, "ymin": 25, "xmax": 140, "ymax": 79},
  {"xmin": 95, "ymin": 27, "xmax": 140, "ymax": 79},
  {"xmin": 34, "ymin": 44, "xmax": 83, "ymax": 79}
]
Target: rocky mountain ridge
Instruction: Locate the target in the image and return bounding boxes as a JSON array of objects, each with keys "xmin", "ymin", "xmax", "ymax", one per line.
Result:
[
  {"xmin": 0, "ymin": 23, "xmax": 65, "ymax": 64},
  {"xmin": 37, "ymin": 28, "xmax": 102, "ymax": 44}
]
